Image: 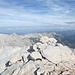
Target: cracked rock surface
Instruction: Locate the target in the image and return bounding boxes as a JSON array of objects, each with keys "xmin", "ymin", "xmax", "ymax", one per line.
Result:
[{"xmin": 0, "ymin": 35, "xmax": 75, "ymax": 75}]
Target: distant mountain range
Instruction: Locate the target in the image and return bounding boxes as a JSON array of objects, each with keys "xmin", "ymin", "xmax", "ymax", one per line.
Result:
[
  {"xmin": 0, "ymin": 30, "xmax": 75, "ymax": 48},
  {"xmin": 56, "ymin": 30, "xmax": 75, "ymax": 48}
]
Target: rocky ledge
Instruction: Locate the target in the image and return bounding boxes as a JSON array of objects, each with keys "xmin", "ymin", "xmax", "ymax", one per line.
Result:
[{"xmin": 0, "ymin": 36, "xmax": 75, "ymax": 75}]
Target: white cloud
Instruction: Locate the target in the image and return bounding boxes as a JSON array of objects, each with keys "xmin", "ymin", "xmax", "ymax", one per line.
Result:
[
  {"xmin": 0, "ymin": 0, "xmax": 75, "ymax": 30},
  {"xmin": 0, "ymin": 7, "xmax": 74, "ymax": 27}
]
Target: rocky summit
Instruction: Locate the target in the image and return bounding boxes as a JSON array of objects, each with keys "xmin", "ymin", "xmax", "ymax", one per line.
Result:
[{"xmin": 0, "ymin": 35, "xmax": 75, "ymax": 75}]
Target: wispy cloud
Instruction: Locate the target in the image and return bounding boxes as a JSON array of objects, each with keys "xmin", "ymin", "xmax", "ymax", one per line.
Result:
[
  {"xmin": 0, "ymin": 0, "xmax": 75, "ymax": 30},
  {"xmin": 0, "ymin": 0, "xmax": 9, "ymax": 6}
]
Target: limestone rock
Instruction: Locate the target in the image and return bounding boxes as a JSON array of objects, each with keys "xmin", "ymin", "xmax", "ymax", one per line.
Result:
[
  {"xmin": 41, "ymin": 46, "xmax": 61, "ymax": 64},
  {"xmin": 20, "ymin": 50, "xmax": 30, "ymax": 63},
  {"xmin": 37, "ymin": 67, "xmax": 45, "ymax": 75},
  {"xmin": 49, "ymin": 38, "xmax": 57, "ymax": 43},
  {"xmin": 50, "ymin": 71, "xmax": 58, "ymax": 75},
  {"xmin": 33, "ymin": 42, "xmax": 42, "ymax": 51},
  {"xmin": 41, "ymin": 45, "xmax": 75, "ymax": 64},
  {"xmin": 40, "ymin": 36, "xmax": 50, "ymax": 43},
  {"xmin": 12, "ymin": 67, "xmax": 20, "ymax": 75},
  {"xmin": 33, "ymin": 42, "xmax": 47, "ymax": 51},
  {"xmin": 56, "ymin": 43, "xmax": 63, "ymax": 47},
  {"xmin": 62, "ymin": 71, "xmax": 70, "ymax": 75},
  {"xmin": 29, "ymin": 52, "xmax": 42, "ymax": 60},
  {"xmin": 40, "ymin": 36, "xmax": 57, "ymax": 44},
  {"xmin": 61, "ymin": 46, "xmax": 74, "ymax": 62},
  {"xmin": 10, "ymin": 53, "xmax": 22, "ymax": 64},
  {"xmin": 0, "ymin": 64, "xmax": 6, "ymax": 73},
  {"xmin": 1, "ymin": 63, "xmax": 18, "ymax": 75},
  {"xmin": 18, "ymin": 61, "xmax": 36, "ymax": 75},
  {"xmin": 55, "ymin": 62, "xmax": 69, "ymax": 74}
]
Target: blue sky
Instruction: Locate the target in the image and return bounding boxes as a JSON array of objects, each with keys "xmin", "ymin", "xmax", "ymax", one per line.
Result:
[{"xmin": 0, "ymin": 0, "xmax": 75, "ymax": 31}]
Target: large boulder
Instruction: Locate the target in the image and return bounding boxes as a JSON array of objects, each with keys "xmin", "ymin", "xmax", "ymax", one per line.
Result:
[
  {"xmin": 41, "ymin": 46, "xmax": 75, "ymax": 64},
  {"xmin": 41, "ymin": 46, "xmax": 61, "ymax": 64},
  {"xmin": 29, "ymin": 52, "xmax": 42, "ymax": 60}
]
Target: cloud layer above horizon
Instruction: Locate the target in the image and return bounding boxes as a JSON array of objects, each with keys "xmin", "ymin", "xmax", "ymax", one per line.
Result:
[{"xmin": 0, "ymin": 0, "xmax": 75, "ymax": 30}]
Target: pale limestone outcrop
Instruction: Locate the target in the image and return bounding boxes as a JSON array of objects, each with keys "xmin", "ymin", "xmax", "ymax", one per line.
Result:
[
  {"xmin": 10, "ymin": 53, "xmax": 22, "ymax": 64},
  {"xmin": 40, "ymin": 36, "xmax": 50, "ymax": 43},
  {"xmin": 33, "ymin": 42, "xmax": 47, "ymax": 51},
  {"xmin": 30, "ymin": 52, "xmax": 42, "ymax": 60},
  {"xmin": 40, "ymin": 36, "xmax": 57, "ymax": 44},
  {"xmin": 41, "ymin": 46, "xmax": 61, "ymax": 64},
  {"xmin": 0, "ymin": 64, "xmax": 6, "ymax": 73},
  {"xmin": 0, "ymin": 36, "xmax": 75, "ymax": 75}
]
